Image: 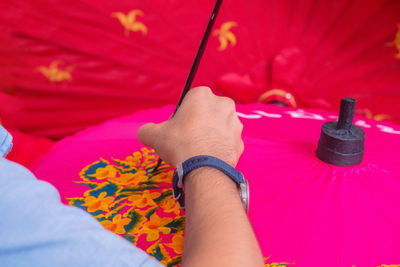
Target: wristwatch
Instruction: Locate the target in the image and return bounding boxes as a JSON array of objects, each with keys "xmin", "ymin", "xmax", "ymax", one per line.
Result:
[{"xmin": 172, "ymin": 155, "xmax": 249, "ymax": 213}]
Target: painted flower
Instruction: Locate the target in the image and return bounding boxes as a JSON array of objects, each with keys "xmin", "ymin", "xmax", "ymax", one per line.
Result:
[
  {"xmin": 130, "ymin": 151, "xmax": 143, "ymax": 163},
  {"xmin": 146, "ymin": 241, "xmax": 171, "ymax": 265},
  {"xmin": 265, "ymin": 262, "xmax": 293, "ymax": 267},
  {"xmin": 141, "ymin": 148, "xmax": 157, "ymax": 164},
  {"xmin": 160, "ymin": 197, "xmax": 181, "ymax": 216},
  {"xmin": 213, "ymin": 21, "xmax": 238, "ymax": 51},
  {"xmin": 139, "ymin": 213, "xmax": 173, "ymax": 242},
  {"xmin": 82, "ymin": 192, "xmax": 114, "ymax": 213},
  {"xmin": 114, "ymin": 151, "xmax": 143, "ymax": 169},
  {"xmin": 89, "ymin": 165, "xmax": 118, "ymax": 180},
  {"xmin": 128, "ymin": 190, "xmax": 161, "ymax": 208},
  {"xmin": 37, "ymin": 61, "xmax": 73, "ymax": 82},
  {"xmin": 100, "ymin": 214, "xmax": 131, "ymax": 234},
  {"xmin": 112, "ymin": 9, "xmax": 148, "ymax": 36},
  {"xmin": 165, "ymin": 231, "xmax": 184, "ymax": 254},
  {"xmin": 151, "ymin": 171, "xmax": 173, "ymax": 184},
  {"xmin": 110, "ymin": 170, "xmax": 148, "ymax": 186}
]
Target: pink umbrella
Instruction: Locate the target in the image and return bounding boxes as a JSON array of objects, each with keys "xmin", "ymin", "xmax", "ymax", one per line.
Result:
[{"xmin": 31, "ymin": 102, "xmax": 400, "ymax": 267}]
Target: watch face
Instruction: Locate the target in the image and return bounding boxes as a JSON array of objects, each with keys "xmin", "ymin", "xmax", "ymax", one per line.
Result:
[{"xmin": 239, "ymin": 179, "xmax": 249, "ymax": 213}]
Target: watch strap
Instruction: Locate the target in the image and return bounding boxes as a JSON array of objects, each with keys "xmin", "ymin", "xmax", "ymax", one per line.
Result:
[{"xmin": 172, "ymin": 155, "xmax": 244, "ymax": 209}]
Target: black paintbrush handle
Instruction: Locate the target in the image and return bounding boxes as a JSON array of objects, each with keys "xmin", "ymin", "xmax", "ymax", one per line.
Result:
[
  {"xmin": 153, "ymin": 0, "xmax": 223, "ymax": 171},
  {"xmin": 173, "ymin": 0, "xmax": 223, "ymax": 115}
]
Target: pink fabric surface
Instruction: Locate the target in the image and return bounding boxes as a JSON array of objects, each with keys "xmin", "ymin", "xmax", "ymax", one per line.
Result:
[{"xmin": 32, "ymin": 104, "xmax": 400, "ymax": 267}]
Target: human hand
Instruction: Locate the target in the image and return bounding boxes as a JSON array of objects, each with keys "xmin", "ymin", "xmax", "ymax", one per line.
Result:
[{"xmin": 137, "ymin": 86, "xmax": 244, "ymax": 167}]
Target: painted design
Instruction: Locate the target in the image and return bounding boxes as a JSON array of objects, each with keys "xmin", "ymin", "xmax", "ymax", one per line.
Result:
[
  {"xmin": 112, "ymin": 10, "xmax": 148, "ymax": 36},
  {"xmin": 237, "ymin": 109, "xmax": 400, "ymax": 135},
  {"xmin": 213, "ymin": 21, "xmax": 238, "ymax": 51},
  {"xmin": 389, "ymin": 24, "xmax": 400, "ymax": 59},
  {"xmin": 67, "ymin": 147, "xmax": 296, "ymax": 266},
  {"xmin": 37, "ymin": 61, "xmax": 73, "ymax": 82},
  {"xmin": 358, "ymin": 109, "xmax": 391, "ymax": 121},
  {"xmin": 265, "ymin": 263, "xmax": 293, "ymax": 267},
  {"xmin": 68, "ymin": 147, "xmax": 183, "ymax": 266},
  {"xmin": 264, "ymin": 257, "xmax": 294, "ymax": 267}
]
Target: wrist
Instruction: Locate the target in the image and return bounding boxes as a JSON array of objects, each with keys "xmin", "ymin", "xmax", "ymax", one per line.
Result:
[
  {"xmin": 172, "ymin": 156, "xmax": 249, "ymax": 212},
  {"xmin": 184, "ymin": 167, "xmax": 238, "ymax": 192},
  {"xmin": 184, "ymin": 167, "xmax": 243, "ymax": 214}
]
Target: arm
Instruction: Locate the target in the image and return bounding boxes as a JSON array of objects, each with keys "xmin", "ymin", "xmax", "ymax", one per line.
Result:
[
  {"xmin": 138, "ymin": 86, "xmax": 264, "ymax": 267},
  {"xmin": 0, "ymin": 125, "xmax": 163, "ymax": 266}
]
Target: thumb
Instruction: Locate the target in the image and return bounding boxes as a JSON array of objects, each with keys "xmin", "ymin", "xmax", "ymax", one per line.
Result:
[{"xmin": 137, "ymin": 122, "xmax": 161, "ymax": 147}]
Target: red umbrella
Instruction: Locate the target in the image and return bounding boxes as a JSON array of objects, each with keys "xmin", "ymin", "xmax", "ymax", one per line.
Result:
[
  {"xmin": 5, "ymin": 129, "xmax": 54, "ymax": 168},
  {"xmin": 1, "ymin": 0, "xmax": 400, "ymax": 139},
  {"xmin": 31, "ymin": 101, "xmax": 400, "ymax": 266}
]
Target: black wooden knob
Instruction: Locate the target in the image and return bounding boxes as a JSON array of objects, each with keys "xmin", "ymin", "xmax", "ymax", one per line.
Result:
[{"xmin": 316, "ymin": 98, "xmax": 365, "ymax": 166}]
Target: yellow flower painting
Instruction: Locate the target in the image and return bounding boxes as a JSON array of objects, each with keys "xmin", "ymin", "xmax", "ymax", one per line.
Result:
[
  {"xmin": 37, "ymin": 61, "xmax": 73, "ymax": 82},
  {"xmin": 213, "ymin": 21, "xmax": 238, "ymax": 51},
  {"xmin": 67, "ymin": 148, "xmax": 298, "ymax": 266},
  {"xmin": 112, "ymin": 9, "xmax": 148, "ymax": 36}
]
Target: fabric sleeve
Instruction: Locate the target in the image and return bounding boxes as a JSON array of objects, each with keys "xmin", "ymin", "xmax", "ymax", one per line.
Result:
[
  {"xmin": 0, "ymin": 158, "xmax": 164, "ymax": 267},
  {"xmin": 0, "ymin": 125, "xmax": 12, "ymax": 157}
]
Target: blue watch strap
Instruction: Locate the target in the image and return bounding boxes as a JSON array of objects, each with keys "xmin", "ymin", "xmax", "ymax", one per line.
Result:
[{"xmin": 172, "ymin": 155, "xmax": 244, "ymax": 209}]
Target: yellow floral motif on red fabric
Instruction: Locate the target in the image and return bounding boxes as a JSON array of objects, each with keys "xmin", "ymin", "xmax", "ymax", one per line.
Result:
[
  {"xmin": 112, "ymin": 10, "xmax": 148, "ymax": 36},
  {"xmin": 390, "ymin": 24, "xmax": 400, "ymax": 59},
  {"xmin": 213, "ymin": 21, "xmax": 238, "ymax": 51},
  {"xmin": 68, "ymin": 147, "xmax": 294, "ymax": 266},
  {"xmin": 37, "ymin": 61, "xmax": 73, "ymax": 82},
  {"xmin": 357, "ymin": 109, "xmax": 391, "ymax": 121}
]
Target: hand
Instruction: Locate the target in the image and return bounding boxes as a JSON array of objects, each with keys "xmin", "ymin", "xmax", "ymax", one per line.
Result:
[{"xmin": 137, "ymin": 86, "xmax": 244, "ymax": 167}]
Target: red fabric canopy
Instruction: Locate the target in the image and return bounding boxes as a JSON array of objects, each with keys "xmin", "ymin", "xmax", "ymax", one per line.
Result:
[
  {"xmin": 1, "ymin": 0, "xmax": 399, "ymax": 139},
  {"xmin": 5, "ymin": 129, "xmax": 54, "ymax": 168}
]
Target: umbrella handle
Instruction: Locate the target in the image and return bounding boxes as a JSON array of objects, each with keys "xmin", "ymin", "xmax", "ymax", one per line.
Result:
[
  {"xmin": 316, "ymin": 98, "xmax": 365, "ymax": 167},
  {"xmin": 337, "ymin": 98, "xmax": 356, "ymax": 131}
]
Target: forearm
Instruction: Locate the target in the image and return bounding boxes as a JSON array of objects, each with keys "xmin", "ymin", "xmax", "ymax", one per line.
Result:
[
  {"xmin": 181, "ymin": 168, "xmax": 264, "ymax": 267},
  {"xmin": 137, "ymin": 87, "xmax": 262, "ymax": 265}
]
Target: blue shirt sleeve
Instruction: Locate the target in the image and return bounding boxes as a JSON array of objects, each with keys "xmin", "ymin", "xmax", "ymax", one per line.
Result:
[
  {"xmin": 0, "ymin": 125, "xmax": 12, "ymax": 158},
  {"xmin": 0, "ymin": 157, "xmax": 164, "ymax": 266}
]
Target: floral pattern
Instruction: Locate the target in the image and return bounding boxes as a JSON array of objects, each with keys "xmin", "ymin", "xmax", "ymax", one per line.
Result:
[
  {"xmin": 68, "ymin": 147, "xmax": 395, "ymax": 267},
  {"xmin": 37, "ymin": 61, "xmax": 73, "ymax": 82},
  {"xmin": 213, "ymin": 21, "xmax": 238, "ymax": 51},
  {"xmin": 112, "ymin": 9, "xmax": 148, "ymax": 36},
  {"xmin": 68, "ymin": 147, "xmax": 184, "ymax": 266},
  {"xmin": 391, "ymin": 24, "xmax": 400, "ymax": 58}
]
